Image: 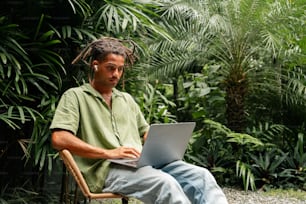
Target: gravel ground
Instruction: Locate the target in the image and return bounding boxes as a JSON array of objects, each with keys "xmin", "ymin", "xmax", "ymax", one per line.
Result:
[
  {"xmin": 223, "ymin": 187, "xmax": 306, "ymax": 204},
  {"xmin": 99, "ymin": 188, "xmax": 306, "ymax": 204}
]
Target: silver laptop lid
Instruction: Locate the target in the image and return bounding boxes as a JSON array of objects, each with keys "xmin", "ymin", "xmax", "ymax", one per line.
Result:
[{"xmin": 137, "ymin": 122, "xmax": 196, "ymax": 168}]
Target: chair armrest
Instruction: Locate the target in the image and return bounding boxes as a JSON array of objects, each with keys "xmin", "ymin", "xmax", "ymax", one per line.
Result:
[
  {"xmin": 59, "ymin": 149, "xmax": 124, "ymax": 200},
  {"xmin": 59, "ymin": 149, "xmax": 92, "ymax": 198}
]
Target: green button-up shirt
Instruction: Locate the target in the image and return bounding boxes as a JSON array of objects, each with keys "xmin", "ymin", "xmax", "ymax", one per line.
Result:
[{"xmin": 50, "ymin": 83, "xmax": 149, "ymax": 192}]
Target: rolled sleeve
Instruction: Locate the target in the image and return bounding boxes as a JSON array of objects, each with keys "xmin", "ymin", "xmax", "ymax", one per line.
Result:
[{"xmin": 50, "ymin": 90, "xmax": 80, "ymax": 135}]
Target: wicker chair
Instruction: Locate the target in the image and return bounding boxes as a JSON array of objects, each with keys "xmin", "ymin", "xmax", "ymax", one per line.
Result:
[{"xmin": 59, "ymin": 149, "xmax": 128, "ymax": 204}]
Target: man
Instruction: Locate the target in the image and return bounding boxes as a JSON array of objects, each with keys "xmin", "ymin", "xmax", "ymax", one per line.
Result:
[{"xmin": 50, "ymin": 37, "xmax": 228, "ymax": 204}]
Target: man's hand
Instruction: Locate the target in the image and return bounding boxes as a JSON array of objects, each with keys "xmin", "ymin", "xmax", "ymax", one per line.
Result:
[
  {"xmin": 52, "ymin": 130, "xmax": 141, "ymax": 159},
  {"xmin": 106, "ymin": 146, "xmax": 141, "ymax": 159}
]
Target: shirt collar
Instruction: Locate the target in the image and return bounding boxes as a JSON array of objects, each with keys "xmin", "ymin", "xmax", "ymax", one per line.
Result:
[{"xmin": 82, "ymin": 83, "xmax": 123, "ymax": 99}]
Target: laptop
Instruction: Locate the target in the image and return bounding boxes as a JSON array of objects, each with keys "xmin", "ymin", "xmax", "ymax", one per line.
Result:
[{"xmin": 107, "ymin": 122, "xmax": 196, "ymax": 168}]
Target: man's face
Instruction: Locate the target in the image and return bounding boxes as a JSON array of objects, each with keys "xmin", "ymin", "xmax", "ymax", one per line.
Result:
[{"xmin": 93, "ymin": 53, "xmax": 125, "ymax": 88}]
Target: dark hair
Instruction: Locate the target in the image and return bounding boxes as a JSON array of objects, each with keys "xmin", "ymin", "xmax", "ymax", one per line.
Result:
[{"xmin": 72, "ymin": 37, "xmax": 137, "ymax": 67}]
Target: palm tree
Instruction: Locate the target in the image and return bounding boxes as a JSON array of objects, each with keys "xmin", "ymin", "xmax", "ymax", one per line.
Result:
[
  {"xmin": 139, "ymin": 0, "xmax": 306, "ymax": 190},
  {"xmin": 141, "ymin": 0, "xmax": 306, "ymax": 132}
]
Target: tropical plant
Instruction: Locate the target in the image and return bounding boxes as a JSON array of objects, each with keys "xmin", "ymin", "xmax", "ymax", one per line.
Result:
[
  {"xmin": 0, "ymin": 17, "xmax": 39, "ymax": 130},
  {"xmin": 143, "ymin": 0, "xmax": 306, "ymax": 132},
  {"xmin": 136, "ymin": 82, "xmax": 177, "ymax": 124},
  {"xmin": 136, "ymin": 0, "xmax": 306, "ymax": 191},
  {"xmin": 185, "ymin": 129, "xmax": 235, "ymax": 185},
  {"xmin": 90, "ymin": 0, "xmax": 168, "ymax": 37},
  {"xmin": 236, "ymin": 160, "xmax": 256, "ymax": 191},
  {"xmin": 287, "ymin": 133, "xmax": 306, "ymax": 171},
  {"xmin": 0, "ymin": 0, "xmax": 170, "ymax": 198},
  {"xmin": 280, "ymin": 133, "xmax": 306, "ymax": 189},
  {"xmin": 185, "ymin": 119, "xmax": 267, "ymax": 189},
  {"xmin": 204, "ymin": 119, "xmax": 266, "ymax": 190},
  {"xmin": 246, "ymin": 122, "xmax": 291, "ymax": 146},
  {"xmin": 213, "ymin": 0, "xmax": 306, "ymax": 133},
  {"xmin": 173, "ymin": 66, "xmax": 226, "ymax": 123},
  {"xmin": 1, "ymin": 0, "xmax": 306, "ymax": 199},
  {"xmin": 249, "ymin": 148, "xmax": 288, "ymax": 189},
  {"xmin": 0, "ymin": 1, "xmax": 63, "ymax": 146}
]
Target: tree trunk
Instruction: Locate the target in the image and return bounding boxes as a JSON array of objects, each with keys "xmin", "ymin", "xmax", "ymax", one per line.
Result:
[{"xmin": 225, "ymin": 71, "xmax": 247, "ymax": 132}]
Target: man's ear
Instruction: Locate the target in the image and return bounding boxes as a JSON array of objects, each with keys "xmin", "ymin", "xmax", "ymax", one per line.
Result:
[
  {"xmin": 92, "ymin": 60, "xmax": 99, "ymax": 71},
  {"xmin": 94, "ymin": 65, "xmax": 98, "ymax": 71}
]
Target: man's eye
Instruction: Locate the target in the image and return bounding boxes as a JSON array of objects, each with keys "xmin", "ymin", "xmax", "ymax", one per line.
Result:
[
  {"xmin": 107, "ymin": 66, "xmax": 115, "ymax": 71},
  {"xmin": 107, "ymin": 66, "xmax": 123, "ymax": 72}
]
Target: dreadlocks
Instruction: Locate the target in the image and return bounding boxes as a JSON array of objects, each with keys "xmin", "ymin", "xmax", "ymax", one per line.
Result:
[{"xmin": 72, "ymin": 37, "xmax": 137, "ymax": 67}]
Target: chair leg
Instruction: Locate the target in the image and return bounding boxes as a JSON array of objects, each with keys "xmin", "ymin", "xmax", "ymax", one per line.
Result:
[
  {"xmin": 60, "ymin": 164, "xmax": 65, "ymax": 203},
  {"xmin": 73, "ymin": 184, "xmax": 79, "ymax": 204},
  {"xmin": 122, "ymin": 198, "xmax": 128, "ymax": 204},
  {"xmin": 60, "ymin": 164, "xmax": 69, "ymax": 203}
]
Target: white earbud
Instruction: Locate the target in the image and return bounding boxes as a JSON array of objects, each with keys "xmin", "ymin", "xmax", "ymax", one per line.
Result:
[{"xmin": 94, "ymin": 65, "xmax": 98, "ymax": 71}]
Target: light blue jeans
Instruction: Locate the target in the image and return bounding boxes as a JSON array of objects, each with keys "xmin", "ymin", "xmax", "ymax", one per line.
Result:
[{"xmin": 103, "ymin": 160, "xmax": 228, "ymax": 204}]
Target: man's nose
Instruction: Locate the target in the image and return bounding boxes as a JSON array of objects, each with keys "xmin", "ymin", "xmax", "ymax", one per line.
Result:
[{"xmin": 112, "ymin": 69, "xmax": 120, "ymax": 77}]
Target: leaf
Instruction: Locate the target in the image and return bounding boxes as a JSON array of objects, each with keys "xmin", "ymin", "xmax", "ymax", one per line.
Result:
[
  {"xmin": 17, "ymin": 139, "xmax": 32, "ymax": 159},
  {"xmin": 236, "ymin": 160, "xmax": 256, "ymax": 191},
  {"xmin": 17, "ymin": 106, "xmax": 26, "ymax": 123}
]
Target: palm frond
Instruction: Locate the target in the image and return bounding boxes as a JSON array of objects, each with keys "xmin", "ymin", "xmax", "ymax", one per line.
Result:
[
  {"xmin": 236, "ymin": 160, "xmax": 256, "ymax": 191},
  {"xmin": 286, "ymin": 67, "xmax": 306, "ymax": 106},
  {"xmin": 67, "ymin": 0, "xmax": 92, "ymax": 17},
  {"xmin": 148, "ymin": 51, "xmax": 196, "ymax": 80}
]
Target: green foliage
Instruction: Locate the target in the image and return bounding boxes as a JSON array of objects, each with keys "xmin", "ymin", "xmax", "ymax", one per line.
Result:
[
  {"xmin": 0, "ymin": 184, "xmax": 58, "ymax": 203},
  {"xmin": 1, "ymin": 0, "xmax": 306, "ymax": 200},
  {"xmin": 26, "ymin": 100, "xmax": 58, "ymax": 172},
  {"xmin": 92, "ymin": 1, "xmax": 155, "ymax": 32},
  {"xmin": 0, "ymin": 18, "xmax": 35, "ymax": 128},
  {"xmin": 246, "ymin": 122, "xmax": 290, "ymax": 145},
  {"xmin": 227, "ymin": 133, "xmax": 264, "ymax": 147},
  {"xmin": 185, "ymin": 119, "xmax": 264, "ymax": 189},
  {"xmin": 203, "ymin": 119, "xmax": 265, "ymax": 190},
  {"xmin": 136, "ymin": 82, "xmax": 176, "ymax": 124},
  {"xmin": 1, "ymin": 1, "xmax": 167, "ymax": 194},
  {"xmin": 0, "ymin": 14, "xmax": 63, "ymax": 150},
  {"xmin": 151, "ymin": 1, "xmax": 306, "ymax": 191},
  {"xmin": 250, "ymin": 149, "xmax": 288, "ymax": 188},
  {"xmin": 281, "ymin": 133, "xmax": 306, "ymax": 189},
  {"xmin": 236, "ymin": 160, "xmax": 256, "ymax": 191},
  {"xmin": 174, "ymin": 65, "xmax": 226, "ymax": 123},
  {"xmin": 289, "ymin": 133, "xmax": 306, "ymax": 171},
  {"xmin": 67, "ymin": 0, "xmax": 92, "ymax": 17},
  {"xmin": 285, "ymin": 67, "xmax": 306, "ymax": 108},
  {"xmin": 186, "ymin": 132, "xmax": 234, "ymax": 185}
]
